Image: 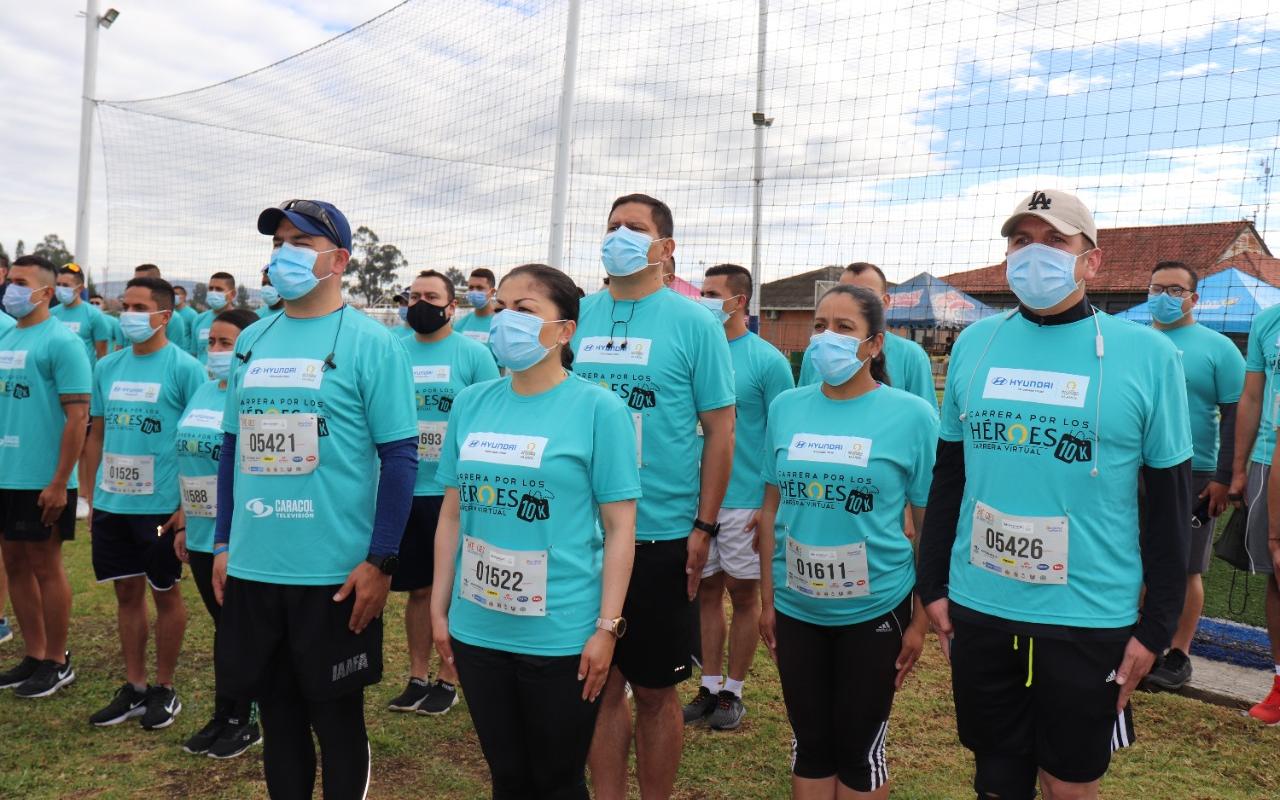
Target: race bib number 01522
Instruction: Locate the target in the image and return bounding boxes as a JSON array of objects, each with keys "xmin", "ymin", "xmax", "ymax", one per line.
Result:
[{"xmin": 459, "ymin": 536, "xmax": 548, "ymax": 617}]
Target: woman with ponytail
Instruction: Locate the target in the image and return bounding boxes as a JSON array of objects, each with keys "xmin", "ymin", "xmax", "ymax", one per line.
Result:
[
  {"xmin": 756, "ymin": 284, "xmax": 938, "ymax": 799},
  {"xmin": 430, "ymin": 263, "xmax": 639, "ymax": 799}
]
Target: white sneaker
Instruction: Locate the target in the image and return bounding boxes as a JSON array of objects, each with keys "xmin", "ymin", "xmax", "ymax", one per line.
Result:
[{"xmin": 76, "ymin": 497, "xmax": 90, "ymax": 520}]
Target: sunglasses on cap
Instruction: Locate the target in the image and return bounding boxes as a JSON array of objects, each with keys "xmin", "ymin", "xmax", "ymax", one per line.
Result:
[{"xmin": 279, "ymin": 199, "xmax": 344, "ymax": 250}]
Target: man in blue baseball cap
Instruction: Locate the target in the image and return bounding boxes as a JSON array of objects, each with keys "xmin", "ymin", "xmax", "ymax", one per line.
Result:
[{"xmin": 213, "ymin": 199, "xmax": 418, "ymax": 798}]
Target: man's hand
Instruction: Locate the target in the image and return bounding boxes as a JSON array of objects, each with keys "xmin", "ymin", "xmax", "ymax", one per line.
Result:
[
  {"xmin": 895, "ymin": 622, "xmax": 926, "ymax": 689},
  {"xmin": 431, "ymin": 609, "xmax": 455, "ymax": 669},
  {"xmin": 161, "ymin": 509, "xmax": 186, "ymax": 561},
  {"xmin": 1114, "ymin": 637, "xmax": 1158, "ymax": 712},
  {"xmin": 758, "ymin": 604, "xmax": 778, "ymax": 661},
  {"xmin": 37, "ymin": 481, "xmax": 69, "ymax": 528},
  {"xmin": 1269, "ymin": 536, "xmax": 1280, "ymax": 578},
  {"xmin": 1202, "ymin": 480, "xmax": 1230, "ymax": 519},
  {"xmin": 578, "ymin": 630, "xmax": 616, "ymax": 702},
  {"xmin": 746, "ymin": 510, "xmax": 761, "ymax": 553},
  {"xmin": 173, "ymin": 530, "xmax": 189, "ymax": 563},
  {"xmin": 212, "ymin": 551, "xmax": 228, "ymax": 605},
  {"xmin": 685, "ymin": 529, "xmax": 711, "ymax": 600},
  {"xmin": 333, "ymin": 561, "xmax": 391, "ymax": 634},
  {"xmin": 1229, "ymin": 470, "xmax": 1248, "ymax": 509},
  {"xmin": 924, "ymin": 598, "xmax": 954, "ymax": 662}
]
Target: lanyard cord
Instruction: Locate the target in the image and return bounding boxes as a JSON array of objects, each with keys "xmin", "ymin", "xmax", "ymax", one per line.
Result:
[{"xmin": 234, "ymin": 305, "xmax": 345, "ymax": 372}]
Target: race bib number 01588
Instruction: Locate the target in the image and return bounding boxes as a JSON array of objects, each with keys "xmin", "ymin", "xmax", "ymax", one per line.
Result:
[{"xmin": 969, "ymin": 500, "xmax": 1068, "ymax": 584}]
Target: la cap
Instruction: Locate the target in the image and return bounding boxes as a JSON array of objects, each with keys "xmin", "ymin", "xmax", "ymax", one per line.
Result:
[
  {"xmin": 257, "ymin": 200, "xmax": 353, "ymax": 252},
  {"xmin": 1000, "ymin": 190, "xmax": 1097, "ymax": 246}
]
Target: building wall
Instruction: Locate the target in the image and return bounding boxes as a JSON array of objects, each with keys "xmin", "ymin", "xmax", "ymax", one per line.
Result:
[{"xmin": 761, "ymin": 310, "xmax": 814, "ymax": 354}]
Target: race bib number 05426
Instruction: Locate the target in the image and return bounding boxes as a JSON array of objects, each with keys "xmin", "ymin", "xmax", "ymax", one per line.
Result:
[{"xmin": 969, "ymin": 500, "xmax": 1068, "ymax": 584}]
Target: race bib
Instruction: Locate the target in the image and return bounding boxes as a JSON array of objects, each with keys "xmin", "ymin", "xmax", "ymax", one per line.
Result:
[
  {"xmin": 179, "ymin": 474, "xmax": 218, "ymax": 518},
  {"xmin": 785, "ymin": 538, "xmax": 870, "ymax": 598},
  {"xmin": 632, "ymin": 412, "xmax": 643, "ymax": 468},
  {"xmin": 969, "ymin": 500, "xmax": 1068, "ymax": 584},
  {"xmin": 197, "ymin": 327, "xmax": 210, "ymax": 345},
  {"xmin": 461, "ymin": 331, "xmax": 489, "ymax": 344},
  {"xmin": 417, "ymin": 421, "xmax": 447, "ymax": 462},
  {"xmin": 239, "ymin": 414, "xmax": 319, "ymax": 475},
  {"xmin": 460, "ymin": 535, "xmax": 548, "ymax": 616},
  {"xmin": 101, "ymin": 453, "xmax": 155, "ymax": 496},
  {"xmin": 413, "ymin": 365, "xmax": 451, "ymax": 383}
]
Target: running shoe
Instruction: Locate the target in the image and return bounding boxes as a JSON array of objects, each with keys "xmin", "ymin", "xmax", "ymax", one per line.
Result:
[
  {"xmin": 90, "ymin": 684, "xmax": 148, "ymax": 726},
  {"xmin": 207, "ymin": 719, "xmax": 262, "ymax": 759},
  {"xmin": 183, "ymin": 715, "xmax": 228, "ymax": 754},
  {"xmin": 140, "ymin": 685, "xmax": 182, "ymax": 730},
  {"xmin": 1143, "ymin": 648, "xmax": 1192, "ymax": 692},
  {"xmin": 707, "ymin": 690, "xmax": 746, "ymax": 731},
  {"xmin": 682, "ymin": 686, "xmax": 718, "ymax": 724},
  {"xmin": 1248, "ymin": 675, "xmax": 1280, "ymax": 726},
  {"xmin": 416, "ymin": 679, "xmax": 459, "ymax": 716},
  {"xmin": 387, "ymin": 677, "xmax": 432, "ymax": 712},
  {"xmin": 14, "ymin": 655, "xmax": 75, "ymax": 698},
  {"xmin": 0, "ymin": 617, "xmax": 12, "ymax": 645},
  {"xmin": 0, "ymin": 656, "xmax": 41, "ymax": 689}
]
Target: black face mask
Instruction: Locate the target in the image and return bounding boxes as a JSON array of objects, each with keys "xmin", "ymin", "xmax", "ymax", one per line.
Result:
[{"xmin": 407, "ymin": 300, "xmax": 451, "ymax": 335}]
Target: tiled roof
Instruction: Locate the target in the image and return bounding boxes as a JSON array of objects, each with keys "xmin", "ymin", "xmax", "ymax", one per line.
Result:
[
  {"xmin": 943, "ymin": 220, "xmax": 1268, "ymax": 293},
  {"xmin": 760, "ymin": 266, "xmax": 844, "ymax": 309}
]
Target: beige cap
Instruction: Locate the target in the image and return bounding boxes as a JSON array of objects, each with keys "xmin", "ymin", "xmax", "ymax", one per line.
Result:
[{"xmin": 1000, "ymin": 190, "xmax": 1097, "ymax": 245}]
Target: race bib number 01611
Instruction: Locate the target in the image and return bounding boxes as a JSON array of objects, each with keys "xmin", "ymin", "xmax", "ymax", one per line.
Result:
[
  {"xmin": 969, "ymin": 500, "xmax": 1068, "ymax": 584},
  {"xmin": 459, "ymin": 536, "xmax": 548, "ymax": 617},
  {"xmin": 785, "ymin": 538, "xmax": 870, "ymax": 599}
]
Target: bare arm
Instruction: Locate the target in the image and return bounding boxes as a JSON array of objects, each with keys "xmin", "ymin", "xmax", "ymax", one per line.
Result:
[
  {"xmin": 685, "ymin": 404, "xmax": 735, "ymax": 597},
  {"xmin": 1231, "ymin": 372, "xmax": 1264, "ymax": 497},
  {"xmin": 756, "ymin": 483, "xmax": 781, "ymax": 659},
  {"xmin": 80, "ymin": 415, "xmax": 105, "ymax": 509},
  {"xmin": 38, "ymin": 395, "xmax": 89, "ymax": 526},
  {"xmin": 579, "ymin": 499, "xmax": 637, "ymax": 700},
  {"xmin": 430, "ymin": 489, "xmax": 462, "ymax": 667},
  {"xmin": 94, "ymin": 340, "xmax": 107, "ymax": 360}
]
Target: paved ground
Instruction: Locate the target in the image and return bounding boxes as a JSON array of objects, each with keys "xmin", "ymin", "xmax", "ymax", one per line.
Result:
[{"xmin": 1182, "ymin": 654, "xmax": 1274, "ymax": 711}]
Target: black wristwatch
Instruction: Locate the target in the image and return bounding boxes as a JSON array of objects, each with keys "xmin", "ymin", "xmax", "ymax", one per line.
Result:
[
  {"xmin": 693, "ymin": 518, "xmax": 721, "ymax": 538},
  {"xmin": 366, "ymin": 553, "xmax": 400, "ymax": 575}
]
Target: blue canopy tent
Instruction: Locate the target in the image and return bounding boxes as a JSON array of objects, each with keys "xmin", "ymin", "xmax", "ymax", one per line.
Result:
[
  {"xmin": 1116, "ymin": 268, "xmax": 1280, "ymax": 333},
  {"xmin": 884, "ymin": 272, "xmax": 998, "ymax": 329}
]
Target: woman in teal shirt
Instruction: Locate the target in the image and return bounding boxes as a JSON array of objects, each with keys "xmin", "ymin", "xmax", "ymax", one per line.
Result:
[
  {"xmin": 432, "ymin": 264, "xmax": 639, "ymax": 800},
  {"xmin": 757, "ymin": 285, "xmax": 936, "ymax": 799},
  {"xmin": 166, "ymin": 308, "xmax": 260, "ymax": 759}
]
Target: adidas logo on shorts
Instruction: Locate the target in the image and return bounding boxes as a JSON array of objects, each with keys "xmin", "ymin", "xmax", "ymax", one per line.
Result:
[
  {"xmin": 1105, "ymin": 670, "xmax": 1117, "ymax": 684},
  {"xmin": 875, "ymin": 621, "xmax": 892, "ymax": 633}
]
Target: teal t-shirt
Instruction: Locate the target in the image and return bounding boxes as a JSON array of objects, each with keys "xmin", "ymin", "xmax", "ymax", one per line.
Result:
[
  {"xmin": 0, "ymin": 318, "xmax": 93, "ymax": 490},
  {"xmin": 571, "ymin": 289, "xmax": 735, "ymax": 539},
  {"xmin": 177, "ymin": 304, "xmax": 198, "ymax": 327},
  {"xmin": 101, "ymin": 314, "xmax": 126, "ymax": 352},
  {"xmin": 437, "ymin": 374, "xmax": 642, "ymax": 656},
  {"xmin": 51, "ymin": 301, "xmax": 110, "ymax": 365},
  {"xmin": 724, "ymin": 331, "xmax": 794, "ymax": 509},
  {"xmin": 764, "ymin": 383, "xmax": 936, "ymax": 626},
  {"xmin": 0, "ymin": 315, "xmax": 14, "ymax": 334},
  {"xmin": 191, "ymin": 309, "xmax": 217, "ymax": 363},
  {"xmin": 800, "ymin": 331, "xmax": 937, "ymax": 407},
  {"xmin": 166, "ymin": 311, "xmax": 189, "ymax": 354},
  {"xmin": 1245, "ymin": 304, "xmax": 1280, "ymax": 465},
  {"xmin": 402, "ymin": 331, "xmax": 500, "ymax": 495},
  {"xmin": 454, "ymin": 309, "xmax": 494, "ymax": 345},
  {"xmin": 938, "ymin": 310, "xmax": 1193, "ymax": 629},
  {"xmin": 174, "ymin": 380, "xmax": 227, "ymax": 553},
  {"xmin": 1158, "ymin": 323, "xmax": 1244, "ymax": 472},
  {"xmin": 90, "ymin": 343, "xmax": 208, "ymax": 514},
  {"xmin": 257, "ymin": 305, "xmax": 283, "ymax": 319},
  {"xmin": 222, "ymin": 307, "xmax": 418, "ymax": 586}
]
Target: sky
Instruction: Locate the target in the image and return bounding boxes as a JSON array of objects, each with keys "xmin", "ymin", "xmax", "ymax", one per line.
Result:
[{"xmin": 2, "ymin": 0, "xmax": 1278, "ymax": 295}]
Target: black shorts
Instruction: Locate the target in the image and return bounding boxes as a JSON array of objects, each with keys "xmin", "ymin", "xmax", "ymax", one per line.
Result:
[
  {"xmin": 951, "ymin": 616, "xmax": 1135, "ymax": 786},
  {"xmin": 774, "ymin": 594, "xmax": 911, "ymax": 792},
  {"xmin": 614, "ymin": 537, "xmax": 694, "ymax": 689},
  {"xmin": 392, "ymin": 495, "xmax": 443, "ymax": 592},
  {"xmin": 90, "ymin": 510, "xmax": 181, "ymax": 590},
  {"xmin": 217, "ymin": 576, "xmax": 384, "ymax": 702},
  {"xmin": 0, "ymin": 488, "xmax": 77, "ymax": 542}
]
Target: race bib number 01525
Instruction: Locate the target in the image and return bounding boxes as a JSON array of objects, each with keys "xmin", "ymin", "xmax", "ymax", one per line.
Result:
[
  {"xmin": 969, "ymin": 500, "xmax": 1068, "ymax": 584},
  {"xmin": 101, "ymin": 453, "xmax": 155, "ymax": 496}
]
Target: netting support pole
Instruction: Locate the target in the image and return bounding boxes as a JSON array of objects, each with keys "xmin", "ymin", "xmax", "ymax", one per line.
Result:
[
  {"xmin": 750, "ymin": 0, "xmax": 771, "ymax": 327},
  {"xmin": 547, "ymin": 0, "xmax": 582, "ymax": 271},
  {"xmin": 75, "ymin": 0, "xmax": 102, "ymax": 285}
]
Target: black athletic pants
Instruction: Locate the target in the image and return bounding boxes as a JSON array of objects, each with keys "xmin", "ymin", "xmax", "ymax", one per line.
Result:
[
  {"xmin": 452, "ymin": 637, "xmax": 600, "ymax": 800},
  {"xmin": 187, "ymin": 551, "xmax": 251, "ymax": 724}
]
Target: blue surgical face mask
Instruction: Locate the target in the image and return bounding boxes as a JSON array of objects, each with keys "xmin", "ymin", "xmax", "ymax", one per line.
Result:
[
  {"xmin": 397, "ymin": 305, "xmax": 409, "ymax": 322},
  {"xmin": 601, "ymin": 226, "xmax": 666, "ymax": 278},
  {"xmin": 810, "ymin": 330, "xmax": 865, "ymax": 386},
  {"xmin": 259, "ymin": 285, "xmax": 281, "ymax": 307},
  {"xmin": 698, "ymin": 295, "xmax": 739, "ymax": 324},
  {"xmin": 206, "ymin": 350, "xmax": 234, "ymax": 381},
  {"xmin": 466, "ymin": 290, "xmax": 490, "ymax": 308},
  {"xmin": 267, "ymin": 242, "xmax": 339, "ymax": 301},
  {"xmin": 120, "ymin": 311, "xmax": 164, "ymax": 344},
  {"xmin": 1006, "ymin": 243, "xmax": 1091, "ymax": 311},
  {"xmin": 2, "ymin": 284, "xmax": 47, "ymax": 319},
  {"xmin": 206, "ymin": 291, "xmax": 228, "ymax": 310},
  {"xmin": 1148, "ymin": 292, "xmax": 1187, "ymax": 325},
  {"xmin": 55, "ymin": 286, "xmax": 78, "ymax": 305},
  {"xmin": 490, "ymin": 309, "xmax": 564, "ymax": 372}
]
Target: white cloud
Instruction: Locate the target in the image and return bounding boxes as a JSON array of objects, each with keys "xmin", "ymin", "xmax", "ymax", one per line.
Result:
[
  {"xmin": 1046, "ymin": 73, "xmax": 1110, "ymax": 96},
  {"xmin": 1162, "ymin": 61, "xmax": 1220, "ymax": 78}
]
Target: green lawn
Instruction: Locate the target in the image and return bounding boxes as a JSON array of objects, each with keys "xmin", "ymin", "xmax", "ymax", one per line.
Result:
[{"xmin": 0, "ymin": 525, "xmax": 1277, "ymax": 799}]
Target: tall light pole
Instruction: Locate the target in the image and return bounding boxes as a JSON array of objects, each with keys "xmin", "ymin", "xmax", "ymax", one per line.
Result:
[
  {"xmin": 547, "ymin": 0, "xmax": 582, "ymax": 271},
  {"xmin": 74, "ymin": 2, "xmax": 119, "ymax": 287},
  {"xmin": 750, "ymin": 0, "xmax": 772, "ymax": 330}
]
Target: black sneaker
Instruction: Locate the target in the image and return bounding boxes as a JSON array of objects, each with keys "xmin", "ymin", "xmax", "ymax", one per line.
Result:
[
  {"xmin": 416, "ymin": 679, "xmax": 459, "ymax": 716},
  {"xmin": 0, "ymin": 655, "xmax": 41, "ymax": 690},
  {"xmin": 707, "ymin": 690, "xmax": 746, "ymax": 731},
  {"xmin": 1144, "ymin": 648, "xmax": 1193, "ymax": 692},
  {"xmin": 90, "ymin": 684, "xmax": 148, "ymax": 726},
  {"xmin": 387, "ymin": 677, "xmax": 432, "ymax": 712},
  {"xmin": 140, "ymin": 685, "xmax": 182, "ymax": 730},
  {"xmin": 682, "ymin": 686, "xmax": 717, "ymax": 725},
  {"xmin": 14, "ymin": 656, "xmax": 75, "ymax": 698},
  {"xmin": 183, "ymin": 715, "xmax": 228, "ymax": 754},
  {"xmin": 207, "ymin": 719, "xmax": 262, "ymax": 759}
]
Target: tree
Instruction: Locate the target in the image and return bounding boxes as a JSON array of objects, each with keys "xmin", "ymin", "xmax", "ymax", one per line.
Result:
[
  {"xmin": 445, "ymin": 267, "xmax": 467, "ymax": 289},
  {"xmin": 32, "ymin": 234, "xmax": 74, "ymax": 268},
  {"xmin": 234, "ymin": 285, "xmax": 250, "ymax": 309},
  {"xmin": 344, "ymin": 225, "xmax": 407, "ymax": 306},
  {"xmin": 192, "ymin": 282, "xmax": 207, "ymax": 310},
  {"xmin": 14, "ymin": 240, "xmax": 24, "ymax": 258}
]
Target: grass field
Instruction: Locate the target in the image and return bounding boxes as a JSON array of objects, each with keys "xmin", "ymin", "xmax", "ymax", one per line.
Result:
[{"xmin": 0, "ymin": 524, "xmax": 1277, "ymax": 800}]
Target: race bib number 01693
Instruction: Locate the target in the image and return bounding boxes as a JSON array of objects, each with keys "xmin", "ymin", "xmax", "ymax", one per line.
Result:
[
  {"xmin": 785, "ymin": 538, "xmax": 870, "ymax": 599},
  {"xmin": 460, "ymin": 536, "xmax": 548, "ymax": 617},
  {"xmin": 417, "ymin": 421, "xmax": 447, "ymax": 462},
  {"xmin": 969, "ymin": 500, "xmax": 1068, "ymax": 584}
]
